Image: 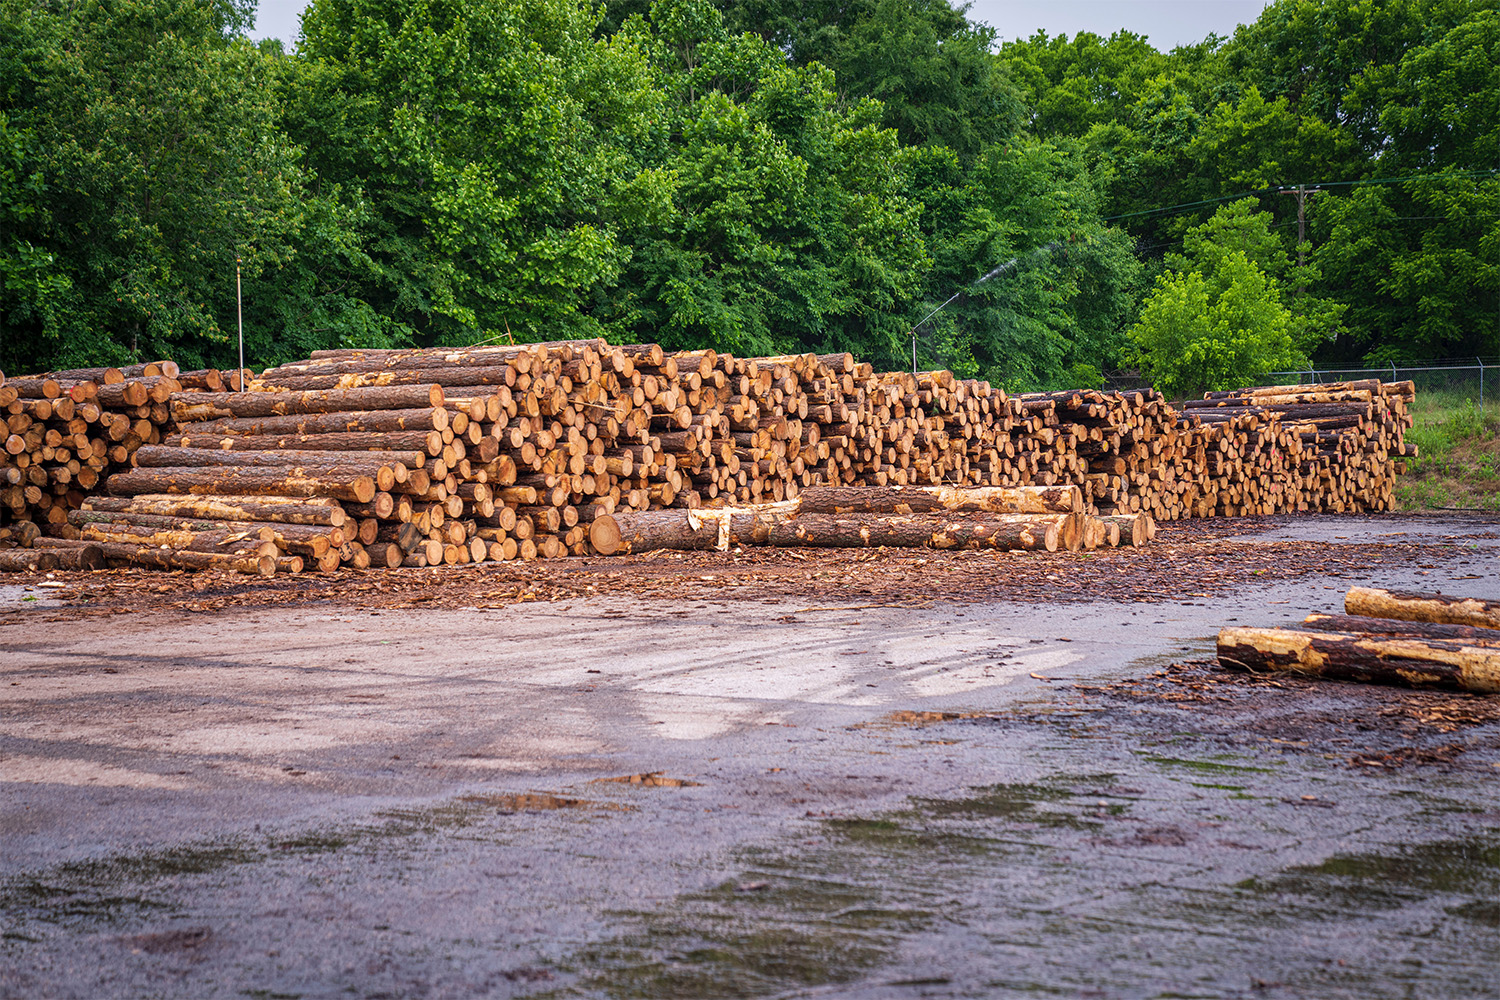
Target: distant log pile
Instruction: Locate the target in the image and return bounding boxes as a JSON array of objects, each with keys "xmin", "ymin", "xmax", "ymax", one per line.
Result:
[
  {"xmin": 0, "ymin": 343, "xmax": 1413, "ymax": 574},
  {"xmin": 1218, "ymin": 587, "xmax": 1500, "ymax": 694}
]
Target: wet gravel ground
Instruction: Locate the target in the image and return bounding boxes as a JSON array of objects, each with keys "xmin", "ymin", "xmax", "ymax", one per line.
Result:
[{"xmin": 1, "ymin": 512, "xmax": 1498, "ymax": 999}]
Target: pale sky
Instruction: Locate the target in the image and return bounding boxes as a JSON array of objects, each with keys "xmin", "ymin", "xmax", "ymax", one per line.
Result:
[{"xmin": 251, "ymin": 0, "xmax": 1272, "ymax": 52}]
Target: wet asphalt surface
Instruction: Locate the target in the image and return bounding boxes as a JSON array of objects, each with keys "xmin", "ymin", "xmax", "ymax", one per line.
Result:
[{"xmin": 1, "ymin": 514, "xmax": 1498, "ymax": 999}]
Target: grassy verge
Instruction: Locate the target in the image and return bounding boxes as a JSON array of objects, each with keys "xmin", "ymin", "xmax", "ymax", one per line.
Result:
[{"xmin": 1394, "ymin": 389, "xmax": 1500, "ymax": 511}]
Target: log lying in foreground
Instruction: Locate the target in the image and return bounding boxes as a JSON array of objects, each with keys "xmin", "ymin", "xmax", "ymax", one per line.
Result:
[
  {"xmin": 752, "ymin": 512, "xmax": 1070, "ymax": 552},
  {"xmin": 1217, "ymin": 626, "xmax": 1500, "ymax": 693},
  {"xmin": 0, "ymin": 548, "xmax": 57, "ymax": 572},
  {"xmin": 86, "ymin": 541, "xmax": 277, "ymax": 576},
  {"xmin": 29, "ymin": 537, "xmax": 108, "ymax": 570},
  {"xmin": 1301, "ymin": 612, "xmax": 1500, "ymax": 646},
  {"xmin": 796, "ymin": 484, "xmax": 1081, "ymax": 515},
  {"xmin": 83, "ymin": 494, "xmax": 347, "ymax": 527},
  {"xmin": 1345, "ymin": 586, "xmax": 1500, "ymax": 630}
]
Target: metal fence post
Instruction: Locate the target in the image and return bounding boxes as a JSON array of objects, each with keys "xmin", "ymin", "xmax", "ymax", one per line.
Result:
[{"xmin": 1479, "ymin": 357, "xmax": 1486, "ymax": 410}]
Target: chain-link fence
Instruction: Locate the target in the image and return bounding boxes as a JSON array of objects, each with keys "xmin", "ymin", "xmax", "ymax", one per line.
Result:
[{"xmin": 1262, "ymin": 359, "xmax": 1497, "ymax": 406}]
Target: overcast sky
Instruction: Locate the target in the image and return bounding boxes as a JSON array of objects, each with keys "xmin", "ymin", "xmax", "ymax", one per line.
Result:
[{"xmin": 251, "ymin": 0, "xmax": 1272, "ymax": 52}]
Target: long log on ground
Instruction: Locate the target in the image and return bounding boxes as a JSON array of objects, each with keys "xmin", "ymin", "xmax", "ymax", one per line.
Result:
[
  {"xmin": 88, "ymin": 541, "xmax": 276, "ymax": 576},
  {"xmin": 796, "ymin": 484, "xmax": 1081, "ymax": 515},
  {"xmin": 1345, "ymin": 586, "xmax": 1500, "ymax": 629},
  {"xmin": 752, "ymin": 512, "xmax": 1066, "ymax": 551},
  {"xmin": 170, "ymin": 430, "xmax": 446, "ymax": 457},
  {"xmin": 169, "ymin": 407, "xmax": 449, "ymax": 437},
  {"xmin": 1216, "ymin": 626, "xmax": 1500, "ymax": 693},
  {"xmin": 107, "ymin": 467, "xmax": 376, "ymax": 503},
  {"xmin": 71, "ymin": 511, "xmax": 341, "ymax": 557},
  {"xmin": 0, "ymin": 549, "xmax": 58, "ymax": 572},
  {"xmin": 170, "ymin": 385, "xmax": 445, "ymax": 422},
  {"xmin": 76, "ymin": 523, "xmax": 281, "ymax": 558},
  {"xmin": 29, "ymin": 537, "xmax": 108, "ymax": 569},
  {"xmin": 1301, "ymin": 613, "xmax": 1500, "ymax": 646},
  {"xmin": 82, "ymin": 495, "xmax": 347, "ymax": 527}
]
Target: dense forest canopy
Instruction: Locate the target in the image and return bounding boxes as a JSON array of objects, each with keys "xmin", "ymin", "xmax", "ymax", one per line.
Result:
[{"xmin": 2, "ymin": 0, "xmax": 1496, "ymax": 392}]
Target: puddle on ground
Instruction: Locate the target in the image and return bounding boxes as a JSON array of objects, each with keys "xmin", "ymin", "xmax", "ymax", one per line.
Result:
[
  {"xmin": 590, "ymin": 772, "xmax": 703, "ymax": 788},
  {"xmin": 457, "ymin": 792, "xmax": 633, "ymax": 812}
]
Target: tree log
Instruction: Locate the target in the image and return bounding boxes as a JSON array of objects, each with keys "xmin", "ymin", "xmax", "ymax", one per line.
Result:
[
  {"xmin": 107, "ymin": 467, "xmax": 376, "ymax": 503},
  {"xmin": 1301, "ymin": 613, "xmax": 1500, "ymax": 646},
  {"xmin": 169, "ymin": 430, "xmax": 445, "ymax": 457},
  {"xmin": 251, "ymin": 366, "xmax": 518, "ymax": 391},
  {"xmin": 88, "ymin": 541, "xmax": 276, "ymax": 576},
  {"xmin": 170, "ymin": 385, "xmax": 444, "ymax": 422},
  {"xmin": 134, "ymin": 445, "xmax": 426, "ymax": 471},
  {"xmin": 82, "ymin": 495, "xmax": 347, "ymax": 527},
  {"xmin": 29, "ymin": 538, "xmax": 108, "ymax": 570},
  {"xmin": 796, "ymin": 484, "xmax": 1080, "ymax": 515},
  {"xmin": 1345, "ymin": 586, "xmax": 1500, "ymax": 629},
  {"xmin": 0, "ymin": 549, "xmax": 57, "ymax": 572},
  {"xmin": 1217, "ymin": 626, "xmax": 1500, "ymax": 693},
  {"xmin": 170, "ymin": 406, "xmax": 449, "ymax": 437}
]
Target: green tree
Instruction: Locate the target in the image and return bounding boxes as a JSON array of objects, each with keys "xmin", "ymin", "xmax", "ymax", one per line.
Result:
[
  {"xmin": 1130, "ymin": 242, "xmax": 1304, "ymax": 398},
  {"xmin": 1, "ymin": 0, "xmax": 308, "ymax": 372}
]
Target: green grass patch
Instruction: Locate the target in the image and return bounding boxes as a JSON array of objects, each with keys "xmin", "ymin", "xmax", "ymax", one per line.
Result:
[{"xmin": 1395, "ymin": 389, "xmax": 1500, "ymax": 511}]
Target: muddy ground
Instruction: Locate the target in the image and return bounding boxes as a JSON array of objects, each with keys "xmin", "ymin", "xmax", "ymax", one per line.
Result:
[{"xmin": 2, "ymin": 512, "xmax": 1498, "ymax": 999}]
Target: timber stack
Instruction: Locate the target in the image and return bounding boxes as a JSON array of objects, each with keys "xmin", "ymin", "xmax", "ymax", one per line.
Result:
[
  {"xmin": 1217, "ymin": 586, "xmax": 1500, "ymax": 694},
  {"xmin": 0, "ymin": 340, "xmax": 1414, "ymax": 574},
  {"xmin": 2, "ymin": 362, "xmax": 247, "ymax": 534}
]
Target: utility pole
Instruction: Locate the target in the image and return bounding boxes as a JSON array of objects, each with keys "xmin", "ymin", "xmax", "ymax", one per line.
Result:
[{"xmin": 1279, "ymin": 185, "xmax": 1318, "ymax": 296}]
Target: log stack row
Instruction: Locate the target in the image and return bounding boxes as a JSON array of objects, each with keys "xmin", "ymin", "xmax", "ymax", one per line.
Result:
[
  {"xmin": 2, "ymin": 363, "xmax": 247, "ymax": 532},
  {"xmin": 1218, "ymin": 586, "xmax": 1500, "ymax": 694},
  {"xmin": 0, "ymin": 340, "xmax": 1415, "ymax": 574}
]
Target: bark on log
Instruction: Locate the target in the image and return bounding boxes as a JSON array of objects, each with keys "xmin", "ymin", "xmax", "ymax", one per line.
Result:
[
  {"xmin": 0, "ymin": 549, "xmax": 57, "ymax": 572},
  {"xmin": 1301, "ymin": 613, "xmax": 1500, "ymax": 646},
  {"xmin": 28, "ymin": 538, "xmax": 108, "ymax": 570},
  {"xmin": 170, "ymin": 385, "xmax": 444, "ymax": 422},
  {"xmin": 107, "ymin": 467, "xmax": 376, "ymax": 503},
  {"xmin": 251, "ymin": 366, "xmax": 517, "ymax": 391},
  {"xmin": 134, "ymin": 445, "xmax": 426, "ymax": 471},
  {"xmin": 1345, "ymin": 586, "xmax": 1500, "ymax": 630},
  {"xmin": 170, "ymin": 430, "xmax": 445, "ymax": 457},
  {"xmin": 1216, "ymin": 626, "xmax": 1500, "ymax": 693},
  {"xmin": 88, "ymin": 541, "xmax": 276, "ymax": 576},
  {"xmin": 751, "ymin": 512, "xmax": 1064, "ymax": 552},
  {"xmin": 796, "ymin": 484, "xmax": 1081, "ymax": 515},
  {"xmin": 82, "ymin": 495, "xmax": 347, "ymax": 527},
  {"xmin": 169, "ymin": 407, "xmax": 449, "ymax": 437}
]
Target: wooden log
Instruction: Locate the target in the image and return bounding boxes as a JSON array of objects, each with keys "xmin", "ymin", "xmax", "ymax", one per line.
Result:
[
  {"xmin": 1300, "ymin": 613, "xmax": 1500, "ymax": 646},
  {"xmin": 107, "ymin": 467, "xmax": 377, "ymax": 503},
  {"xmin": 169, "ymin": 407, "xmax": 449, "ymax": 437},
  {"xmin": 134, "ymin": 445, "xmax": 426, "ymax": 471},
  {"xmin": 88, "ymin": 541, "xmax": 276, "ymax": 576},
  {"xmin": 0, "ymin": 520, "xmax": 41, "ymax": 547},
  {"xmin": 1216, "ymin": 626, "xmax": 1500, "ymax": 693},
  {"xmin": 0, "ymin": 549, "xmax": 57, "ymax": 572},
  {"xmin": 1096, "ymin": 513, "xmax": 1154, "ymax": 546},
  {"xmin": 796, "ymin": 484, "xmax": 1081, "ymax": 515},
  {"xmin": 170, "ymin": 430, "xmax": 445, "ymax": 456},
  {"xmin": 29, "ymin": 538, "xmax": 108, "ymax": 570},
  {"xmin": 170, "ymin": 385, "xmax": 445, "ymax": 422},
  {"xmin": 82, "ymin": 495, "xmax": 347, "ymax": 527},
  {"xmin": 251, "ymin": 365, "xmax": 518, "ymax": 391},
  {"xmin": 1345, "ymin": 586, "xmax": 1500, "ymax": 630},
  {"xmin": 752, "ymin": 512, "xmax": 1064, "ymax": 552}
]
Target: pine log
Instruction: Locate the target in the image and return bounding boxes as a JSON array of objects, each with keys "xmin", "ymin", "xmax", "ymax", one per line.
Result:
[
  {"xmin": 88, "ymin": 541, "xmax": 276, "ymax": 576},
  {"xmin": 170, "ymin": 385, "xmax": 445, "ymax": 422},
  {"xmin": 107, "ymin": 467, "xmax": 377, "ymax": 503},
  {"xmin": 1096, "ymin": 513, "xmax": 1154, "ymax": 546},
  {"xmin": 0, "ymin": 549, "xmax": 57, "ymax": 572},
  {"xmin": 1300, "ymin": 613, "xmax": 1500, "ymax": 646},
  {"xmin": 1217, "ymin": 626, "xmax": 1500, "ymax": 693},
  {"xmin": 82, "ymin": 495, "xmax": 347, "ymax": 527},
  {"xmin": 796, "ymin": 484, "xmax": 1081, "ymax": 515},
  {"xmin": 29, "ymin": 538, "xmax": 108, "ymax": 570},
  {"xmin": 134, "ymin": 445, "xmax": 426, "ymax": 471},
  {"xmin": 169, "ymin": 407, "xmax": 449, "ymax": 437},
  {"xmin": 251, "ymin": 366, "xmax": 518, "ymax": 391},
  {"xmin": 170, "ymin": 430, "xmax": 445, "ymax": 456},
  {"xmin": 752, "ymin": 512, "xmax": 1064, "ymax": 551},
  {"xmin": 1345, "ymin": 586, "xmax": 1500, "ymax": 630}
]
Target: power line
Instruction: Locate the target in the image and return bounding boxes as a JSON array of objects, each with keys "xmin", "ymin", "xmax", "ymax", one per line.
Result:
[{"xmin": 1102, "ymin": 168, "xmax": 1500, "ymax": 223}]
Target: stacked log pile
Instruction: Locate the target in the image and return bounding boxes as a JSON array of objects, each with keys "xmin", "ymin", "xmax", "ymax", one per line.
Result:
[
  {"xmin": 0, "ymin": 340, "xmax": 1414, "ymax": 574},
  {"xmin": 1217, "ymin": 587, "xmax": 1500, "ymax": 694},
  {"xmin": 2, "ymin": 363, "xmax": 247, "ymax": 532}
]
